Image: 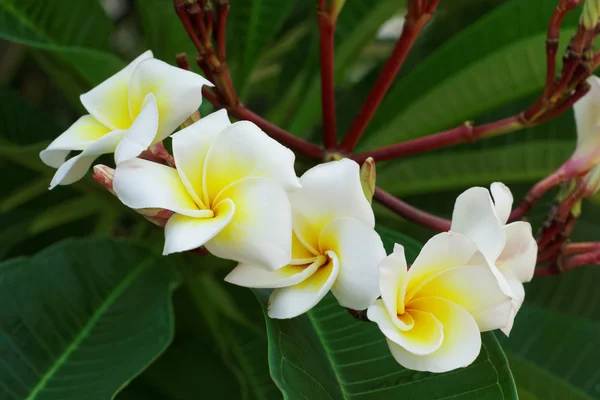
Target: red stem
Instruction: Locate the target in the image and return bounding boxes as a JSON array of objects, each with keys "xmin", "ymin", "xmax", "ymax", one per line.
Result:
[
  {"xmin": 563, "ymin": 249, "xmax": 600, "ymax": 271},
  {"xmin": 216, "ymin": 1, "xmax": 229, "ymax": 61},
  {"xmin": 340, "ymin": 4, "xmax": 437, "ymax": 153},
  {"xmin": 352, "ymin": 115, "xmax": 523, "ymax": 164},
  {"xmin": 318, "ymin": 11, "xmax": 337, "ymax": 150},
  {"xmin": 373, "ymin": 187, "xmax": 451, "ymax": 232},
  {"xmin": 229, "ymin": 106, "xmax": 324, "ymax": 160},
  {"xmin": 565, "ymin": 242, "xmax": 600, "ymax": 254}
]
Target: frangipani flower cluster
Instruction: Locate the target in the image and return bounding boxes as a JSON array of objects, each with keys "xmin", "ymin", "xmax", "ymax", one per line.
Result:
[{"xmin": 40, "ymin": 51, "xmax": 537, "ymax": 375}]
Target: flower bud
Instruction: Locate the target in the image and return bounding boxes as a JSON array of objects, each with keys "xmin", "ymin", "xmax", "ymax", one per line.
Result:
[
  {"xmin": 331, "ymin": 0, "xmax": 346, "ymax": 22},
  {"xmin": 584, "ymin": 165, "xmax": 600, "ymax": 197},
  {"xmin": 581, "ymin": 0, "xmax": 600, "ymax": 30},
  {"xmin": 180, "ymin": 110, "xmax": 201, "ymax": 129},
  {"xmin": 360, "ymin": 157, "xmax": 376, "ymax": 204},
  {"xmin": 92, "ymin": 165, "xmax": 116, "ymax": 195}
]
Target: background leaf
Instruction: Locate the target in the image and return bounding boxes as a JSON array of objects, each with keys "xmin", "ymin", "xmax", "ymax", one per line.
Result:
[{"xmin": 0, "ymin": 237, "xmax": 181, "ymax": 400}]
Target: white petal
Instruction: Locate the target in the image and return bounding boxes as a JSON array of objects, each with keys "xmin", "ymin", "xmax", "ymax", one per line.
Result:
[
  {"xmin": 411, "ymin": 264, "xmax": 512, "ymax": 332},
  {"xmin": 367, "ymin": 300, "xmax": 442, "ymax": 355},
  {"xmin": 404, "ymin": 232, "xmax": 478, "ymax": 301},
  {"xmin": 202, "ymin": 120, "xmax": 300, "ymax": 205},
  {"xmin": 378, "ymin": 243, "xmax": 408, "ymax": 317},
  {"xmin": 80, "ymin": 50, "xmax": 153, "ymax": 130},
  {"xmin": 114, "ymin": 93, "xmax": 159, "ymax": 164},
  {"xmin": 171, "ymin": 109, "xmax": 231, "ymax": 207},
  {"xmin": 497, "ymin": 222, "xmax": 537, "ymax": 283},
  {"xmin": 490, "ymin": 182, "xmax": 513, "ymax": 225},
  {"xmin": 268, "ymin": 251, "xmax": 340, "ymax": 319},
  {"xmin": 500, "ymin": 269, "xmax": 525, "ymax": 336},
  {"xmin": 389, "ymin": 297, "xmax": 481, "ymax": 373},
  {"xmin": 289, "ymin": 159, "xmax": 375, "ymax": 252},
  {"xmin": 128, "ymin": 58, "xmax": 213, "ymax": 141},
  {"xmin": 163, "ymin": 199, "xmax": 234, "ymax": 255},
  {"xmin": 205, "ymin": 177, "xmax": 292, "ymax": 270},
  {"xmin": 48, "ymin": 130, "xmax": 124, "ymax": 189},
  {"xmin": 225, "ymin": 256, "xmax": 326, "ymax": 289},
  {"xmin": 573, "ymin": 75, "xmax": 600, "ymax": 160},
  {"xmin": 318, "ymin": 217, "xmax": 385, "ymax": 310},
  {"xmin": 40, "ymin": 115, "xmax": 112, "ymax": 168},
  {"xmin": 113, "ymin": 158, "xmax": 207, "ymax": 217},
  {"xmin": 451, "ymin": 187, "xmax": 506, "ymax": 263}
]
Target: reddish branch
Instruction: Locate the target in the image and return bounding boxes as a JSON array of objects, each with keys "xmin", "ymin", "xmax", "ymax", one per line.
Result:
[
  {"xmin": 340, "ymin": 2, "xmax": 439, "ymax": 153},
  {"xmin": 318, "ymin": 2, "xmax": 337, "ymax": 150},
  {"xmin": 374, "ymin": 187, "xmax": 451, "ymax": 232}
]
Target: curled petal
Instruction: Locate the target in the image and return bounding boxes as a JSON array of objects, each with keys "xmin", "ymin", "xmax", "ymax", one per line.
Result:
[
  {"xmin": 80, "ymin": 50, "xmax": 153, "ymax": 130},
  {"xmin": 163, "ymin": 200, "xmax": 233, "ymax": 255},
  {"xmin": 404, "ymin": 232, "xmax": 478, "ymax": 302},
  {"xmin": 318, "ymin": 217, "xmax": 385, "ymax": 310},
  {"xmin": 388, "ymin": 297, "xmax": 481, "ymax": 373},
  {"xmin": 451, "ymin": 187, "xmax": 506, "ymax": 263},
  {"xmin": 500, "ymin": 269, "xmax": 525, "ymax": 336},
  {"xmin": 490, "ymin": 182, "xmax": 513, "ymax": 225},
  {"xmin": 49, "ymin": 130, "xmax": 125, "ymax": 189},
  {"xmin": 411, "ymin": 264, "xmax": 512, "ymax": 332},
  {"xmin": 205, "ymin": 177, "xmax": 292, "ymax": 270},
  {"xmin": 203, "ymin": 121, "xmax": 300, "ymax": 205},
  {"xmin": 40, "ymin": 115, "xmax": 111, "ymax": 168},
  {"xmin": 114, "ymin": 93, "xmax": 159, "ymax": 164},
  {"xmin": 268, "ymin": 251, "xmax": 340, "ymax": 319},
  {"xmin": 113, "ymin": 158, "xmax": 206, "ymax": 217},
  {"xmin": 378, "ymin": 243, "xmax": 408, "ymax": 317},
  {"xmin": 128, "ymin": 58, "xmax": 213, "ymax": 141},
  {"xmin": 171, "ymin": 109, "xmax": 231, "ymax": 207},
  {"xmin": 497, "ymin": 222, "xmax": 537, "ymax": 283},
  {"xmin": 225, "ymin": 256, "xmax": 326, "ymax": 289},
  {"xmin": 367, "ymin": 300, "xmax": 443, "ymax": 355},
  {"xmin": 290, "ymin": 159, "xmax": 375, "ymax": 252}
]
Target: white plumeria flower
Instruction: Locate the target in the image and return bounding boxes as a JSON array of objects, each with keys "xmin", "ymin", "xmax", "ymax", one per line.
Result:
[
  {"xmin": 451, "ymin": 183, "xmax": 537, "ymax": 335},
  {"xmin": 573, "ymin": 75, "xmax": 600, "ymax": 195},
  {"xmin": 225, "ymin": 159, "xmax": 386, "ymax": 319},
  {"xmin": 112, "ymin": 110, "xmax": 300, "ymax": 269},
  {"xmin": 367, "ymin": 233, "xmax": 512, "ymax": 373},
  {"xmin": 40, "ymin": 50, "xmax": 212, "ymax": 189}
]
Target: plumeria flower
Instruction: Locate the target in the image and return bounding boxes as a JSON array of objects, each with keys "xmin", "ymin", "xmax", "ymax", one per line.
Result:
[
  {"xmin": 112, "ymin": 110, "xmax": 300, "ymax": 269},
  {"xmin": 367, "ymin": 233, "xmax": 512, "ymax": 373},
  {"xmin": 572, "ymin": 75, "xmax": 600, "ymax": 195},
  {"xmin": 225, "ymin": 159, "xmax": 386, "ymax": 319},
  {"xmin": 40, "ymin": 50, "xmax": 212, "ymax": 189},
  {"xmin": 451, "ymin": 183, "xmax": 537, "ymax": 335}
]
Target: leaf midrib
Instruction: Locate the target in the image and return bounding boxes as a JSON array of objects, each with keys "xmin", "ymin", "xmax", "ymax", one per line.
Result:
[{"xmin": 25, "ymin": 255, "xmax": 154, "ymax": 399}]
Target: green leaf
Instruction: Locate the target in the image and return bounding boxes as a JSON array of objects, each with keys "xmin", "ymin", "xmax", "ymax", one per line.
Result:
[
  {"xmin": 500, "ymin": 265, "xmax": 600, "ymax": 399},
  {"xmin": 359, "ymin": 0, "xmax": 579, "ymax": 149},
  {"xmin": 377, "ymin": 140, "xmax": 574, "ymax": 196},
  {"xmin": 0, "ymin": 237, "xmax": 181, "ymax": 400},
  {"xmin": 257, "ymin": 230, "xmax": 517, "ymax": 399},
  {"xmin": 0, "ymin": 0, "xmax": 125, "ymax": 98},
  {"xmin": 227, "ymin": 0, "xmax": 296, "ymax": 96},
  {"xmin": 279, "ymin": 0, "xmax": 402, "ymax": 135},
  {"xmin": 135, "ymin": 0, "xmax": 197, "ymax": 63}
]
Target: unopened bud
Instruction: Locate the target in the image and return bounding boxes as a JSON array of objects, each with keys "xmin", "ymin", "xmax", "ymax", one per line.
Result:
[
  {"xmin": 147, "ymin": 142, "xmax": 176, "ymax": 167},
  {"xmin": 92, "ymin": 165, "xmax": 116, "ymax": 196},
  {"xmin": 584, "ymin": 165, "xmax": 600, "ymax": 197},
  {"xmin": 137, "ymin": 208, "xmax": 175, "ymax": 228},
  {"xmin": 581, "ymin": 0, "xmax": 600, "ymax": 30},
  {"xmin": 360, "ymin": 157, "xmax": 376, "ymax": 204},
  {"xmin": 180, "ymin": 110, "xmax": 201, "ymax": 129},
  {"xmin": 331, "ymin": 0, "xmax": 346, "ymax": 22}
]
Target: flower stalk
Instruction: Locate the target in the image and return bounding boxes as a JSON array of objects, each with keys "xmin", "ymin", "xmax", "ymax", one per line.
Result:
[{"xmin": 318, "ymin": 1, "xmax": 338, "ymax": 150}]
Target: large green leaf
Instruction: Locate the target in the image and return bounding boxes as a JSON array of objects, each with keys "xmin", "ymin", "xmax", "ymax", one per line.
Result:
[
  {"xmin": 277, "ymin": 0, "xmax": 403, "ymax": 135},
  {"xmin": 0, "ymin": 0, "xmax": 124, "ymax": 101},
  {"xmin": 135, "ymin": 0, "xmax": 196, "ymax": 64},
  {"xmin": 0, "ymin": 237, "xmax": 181, "ymax": 400},
  {"xmin": 359, "ymin": 0, "xmax": 579, "ymax": 149},
  {"xmin": 257, "ymin": 229, "xmax": 517, "ymax": 399},
  {"xmin": 500, "ymin": 265, "xmax": 600, "ymax": 399},
  {"xmin": 377, "ymin": 140, "xmax": 574, "ymax": 196},
  {"xmin": 227, "ymin": 0, "xmax": 296, "ymax": 96}
]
